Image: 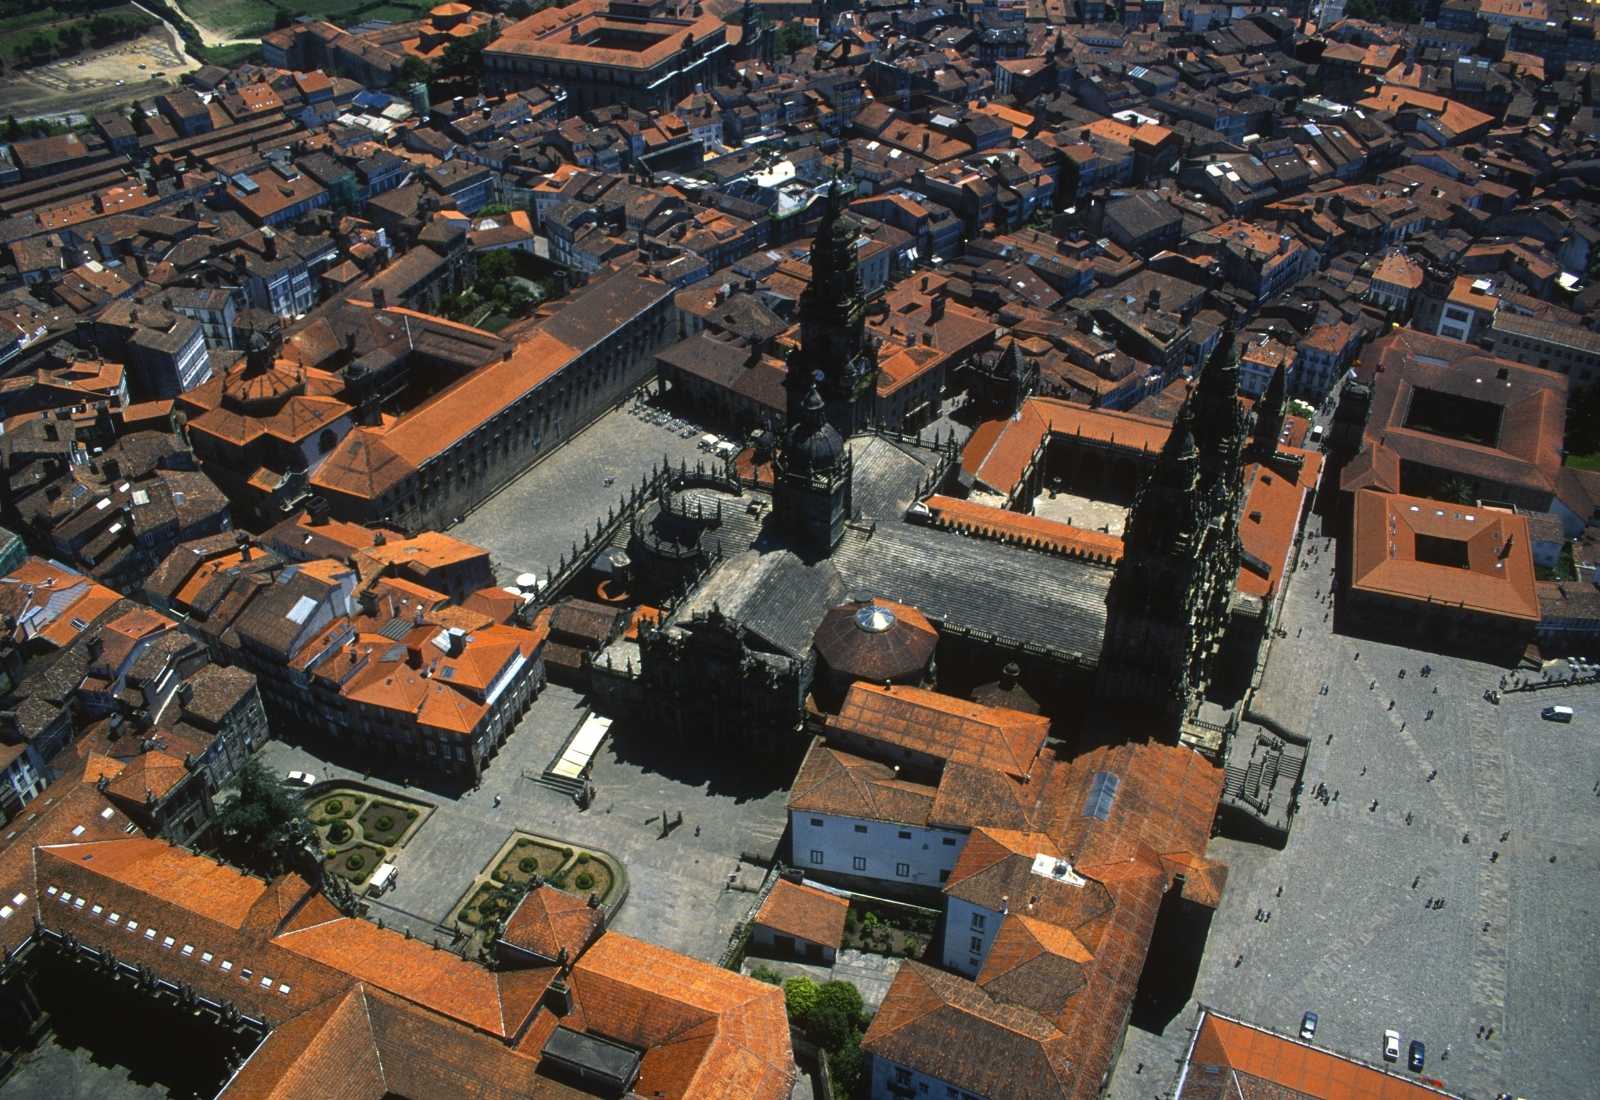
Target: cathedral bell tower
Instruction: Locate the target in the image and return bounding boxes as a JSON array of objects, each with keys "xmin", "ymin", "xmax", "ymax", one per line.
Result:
[
  {"xmin": 774, "ymin": 385, "xmax": 852, "ymax": 558},
  {"xmin": 1096, "ymin": 402, "xmax": 1213, "ymax": 723},
  {"xmin": 786, "ymin": 181, "xmax": 876, "ymax": 437}
]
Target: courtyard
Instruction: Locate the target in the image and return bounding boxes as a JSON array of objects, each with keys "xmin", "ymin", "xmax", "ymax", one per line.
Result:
[
  {"xmin": 257, "ymin": 682, "xmax": 791, "ymax": 962},
  {"xmin": 1107, "ymin": 518, "xmax": 1600, "ymax": 1100}
]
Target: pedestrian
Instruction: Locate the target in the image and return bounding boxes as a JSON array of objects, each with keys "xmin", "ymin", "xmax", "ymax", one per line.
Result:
[
  {"xmin": 1500, "ymin": 830, "xmax": 1509, "ymax": 842},
  {"xmin": 1235, "ymin": 954, "xmax": 1243, "ymax": 968},
  {"xmin": 1483, "ymin": 921, "xmax": 1490, "ymax": 932},
  {"xmin": 1361, "ymin": 766, "xmax": 1367, "ymax": 776},
  {"xmin": 492, "ymin": 793, "xmax": 502, "ymax": 808},
  {"xmin": 1463, "ymin": 833, "xmax": 1470, "ymax": 844},
  {"xmin": 1264, "ymin": 911, "xmax": 1271, "ymax": 923},
  {"xmin": 1412, "ymin": 876, "xmax": 1419, "ymax": 889},
  {"xmin": 1490, "ymin": 851, "xmax": 1498, "ymax": 863},
  {"xmin": 1326, "ymin": 733, "xmax": 1333, "ymax": 745},
  {"xmin": 1478, "ymin": 1026, "xmax": 1484, "ymax": 1039},
  {"xmin": 1276, "ymin": 885, "xmax": 1283, "ymax": 897},
  {"xmin": 1405, "ymin": 811, "xmax": 1412, "ymax": 825},
  {"xmin": 1333, "ymin": 790, "xmax": 1339, "ymax": 802},
  {"xmin": 1425, "ymin": 897, "xmax": 1433, "ymax": 908},
  {"xmin": 1428, "ymin": 769, "xmax": 1437, "ymax": 781},
  {"xmin": 1256, "ymin": 907, "xmax": 1263, "ymax": 921},
  {"xmin": 1486, "ymin": 1027, "xmax": 1494, "ymax": 1040}
]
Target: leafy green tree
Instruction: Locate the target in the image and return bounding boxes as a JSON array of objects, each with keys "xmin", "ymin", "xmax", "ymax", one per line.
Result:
[
  {"xmin": 440, "ymin": 29, "xmax": 490, "ymax": 89},
  {"xmin": 807, "ymin": 980, "xmax": 864, "ymax": 1048},
  {"xmin": 783, "ymin": 975, "xmax": 820, "ymax": 1021},
  {"xmin": 215, "ymin": 758, "xmax": 311, "ymax": 878},
  {"xmin": 475, "ymin": 248, "xmax": 517, "ymax": 289},
  {"xmin": 397, "ymin": 55, "xmax": 433, "ymax": 87},
  {"xmin": 828, "ymin": 1030, "xmax": 863, "ymax": 1100}
]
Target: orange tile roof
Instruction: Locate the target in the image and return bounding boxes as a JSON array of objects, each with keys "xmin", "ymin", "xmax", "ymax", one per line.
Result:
[
  {"xmin": 1350, "ymin": 490, "xmax": 1538, "ymax": 621},
  {"xmin": 273, "ymin": 913, "xmax": 520, "ymax": 1036},
  {"xmin": 924, "ymin": 495, "xmax": 1124, "ymax": 564},
  {"xmin": 754, "ymin": 879, "xmax": 849, "ymax": 949},
  {"xmin": 829, "ymin": 683, "xmax": 1049, "ymax": 781},
  {"xmin": 1236, "ymin": 449, "xmax": 1323, "ymax": 599},
  {"xmin": 1182, "ymin": 1009, "xmax": 1455, "ymax": 1099},
  {"xmin": 570, "ymin": 932, "xmax": 795, "ymax": 1100}
]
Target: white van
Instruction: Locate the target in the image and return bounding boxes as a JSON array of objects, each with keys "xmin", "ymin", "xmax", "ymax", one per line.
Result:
[
  {"xmin": 1541, "ymin": 705, "xmax": 1574, "ymax": 723},
  {"xmin": 366, "ymin": 862, "xmax": 398, "ymax": 895}
]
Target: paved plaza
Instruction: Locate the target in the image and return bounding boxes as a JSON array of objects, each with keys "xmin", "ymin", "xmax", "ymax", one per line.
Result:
[
  {"xmin": 1109, "ymin": 519, "xmax": 1600, "ymax": 1100},
  {"xmin": 1032, "ymin": 490, "xmax": 1129, "ymax": 536},
  {"xmin": 449, "ymin": 397, "xmax": 715, "ymax": 583},
  {"xmin": 259, "ymin": 682, "xmax": 791, "ymax": 963}
]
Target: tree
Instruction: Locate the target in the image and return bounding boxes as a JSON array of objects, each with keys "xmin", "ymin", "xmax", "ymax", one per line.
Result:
[
  {"xmin": 807, "ymin": 980, "xmax": 865, "ymax": 1048},
  {"xmin": 397, "ymin": 55, "xmax": 433, "ymax": 87},
  {"xmin": 828, "ymin": 1030, "xmax": 863, "ymax": 1100},
  {"xmin": 475, "ymin": 249, "xmax": 517, "ymax": 290},
  {"xmin": 783, "ymin": 975, "xmax": 820, "ymax": 1022},
  {"xmin": 215, "ymin": 758, "xmax": 311, "ymax": 878},
  {"xmin": 440, "ymin": 29, "xmax": 490, "ymax": 89}
]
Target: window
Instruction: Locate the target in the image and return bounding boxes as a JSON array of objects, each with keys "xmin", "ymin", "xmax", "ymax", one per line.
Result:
[
  {"xmin": 941, "ymin": 836, "xmax": 957, "ymax": 846},
  {"xmin": 126, "ymin": 920, "xmax": 138, "ymax": 932},
  {"xmin": 895, "ymin": 862, "xmax": 910, "ymax": 878},
  {"xmin": 220, "ymin": 961, "xmax": 233, "ymax": 973},
  {"xmin": 853, "ymin": 856, "xmax": 867, "ymax": 871},
  {"xmin": 810, "ymin": 817, "xmax": 823, "ymax": 827},
  {"xmin": 162, "ymin": 936, "xmax": 175, "ymax": 950},
  {"xmin": 201, "ymin": 953, "xmax": 214, "ymax": 965},
  {"xmin": 181, "ymin": 944, "xmax": 194, "ymax": 957},
  {"xmin": 241, "ymin": 969, "xmax": 253, "ymax": 981},
  {"xmin": 853, "ymin": 824, "xmax": 868, "ymax": 834},
  {"xmin": 108, "ymin": 913, "xmax": 120, "ymax": 924},
  {"xmin": 970, "ymin": 936, "xmax": 983, "ymax": 953},
  {"xmin": 895, "ymin": 1067, "xmax": 912, "ymax": 1086},
  {"xmin": 144, "ymin": 928, "xmax": 157, "ymax": 940},
  {"xmin": 91, "ymin": 905, "xmax": 103, "ymax": 916},
  {"xmin": 939, "ymin": 869, "xmax": 950, "ymax": 883},
  {"xmin": 278, "ymin": 983, "xmax": 291, "ymax": 995},
  {"xmin": 898, "ymin": 830, "xmax": 912, "ymax": 840},
  {"xmin": 809, "ymin": 850, "xmax": 824, "ymax": 865}
]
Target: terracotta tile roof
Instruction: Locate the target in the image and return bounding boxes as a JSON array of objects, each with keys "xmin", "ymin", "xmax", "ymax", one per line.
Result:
[
  {"xmin": 1372, "ymin": 251, "xmax": 1423, "ymax": 290},
  {"xmin": 864, "ymin": 961, "xmax": 1076, "ymax": 1100},
  {"xmin": 40, "ymin": 838, "xmax": 269, "ymax": 927},
  {"xmin": 1349, "ymin": 490, "xmax": 1539, "ymax": 621},
  {"xmin": 219, "ymin": 985, "xmax": 385, "ymax": 1100},
  {"xmin": 829, "ymin": 683, "xmax": 1049, "ymax": 781},
  {"xmin": 500, "ymin": 883, "xmax": 603, "ymax": 961},
  {"xmin": 1236, "ymin": 449, "xmax": 1323, "ymax": 600},
  {"xmin": 754, "ymin": 879, "xmax": 849, "ymax": 950},
  {"xmin": 924, "ymin": 496, "xmax": 1124, "ymax": 565},
  {"xmin": 570, "ymin": 932, "xmax": 795, "ymax": 1100},
  {"xmin": 1181, "ymin": 1009, "xmax": 1452, "ymax": 1099},
  {"xmin": 274, "ymin": 912, "xmax": 526, "ymax": 1036},
  {"xmin": 103, "ymin": 751, "xmax": 191, "ymax": 805},
  {"xmin": 788, "ymin": 741, "xmax": 937, "ymax": 826}
]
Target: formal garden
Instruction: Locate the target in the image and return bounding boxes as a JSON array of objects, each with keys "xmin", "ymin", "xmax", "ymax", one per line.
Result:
[
  {"xmin": 452, "ymin": 832, "xmax": 626, "ymax": 930},
  {"xmin": 306, "ymin": 787, "xmax": 432, "ymax": 889}
]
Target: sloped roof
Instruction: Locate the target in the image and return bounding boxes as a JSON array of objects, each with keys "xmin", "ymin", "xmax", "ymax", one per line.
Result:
[
  {"xmin": 753, "ymin": 879, "xmax": 849, "ymax": 950},
  {"xmin": 500, "ymin": 883, "xmax": 604, "ymax": 962},
  {"xmin": 788, "ymin": 741, "xmax": 938, "ymax": 826},
  {"xmin": 829, "ymin": 683, "xmax": 1049, "ymax": 781}
]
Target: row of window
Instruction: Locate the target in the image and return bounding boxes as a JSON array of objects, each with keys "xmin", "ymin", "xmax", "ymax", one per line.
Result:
[
  {"xmin": 806, "ymin": 817, "xmax": 960, "ymax": 846},
  {"xmin": 43, "ymin": 885, "xmax": 292, "ymax": 995}
]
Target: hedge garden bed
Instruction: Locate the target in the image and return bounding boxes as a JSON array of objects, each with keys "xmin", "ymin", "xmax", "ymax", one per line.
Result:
[
  {"xmin": 324, "ymin": 844, "xmax": 386, "ymax": 886},
  {"xmin": 491, "ymin": 839, "xmax": 571, "ymax": 886},
  {"xmin": 549, "ymin": 853, "xmax": 613, "ymax": 900},
  {"xmin": 309, "ymin": 793, "xmax": 368, "ymax": 825},
  {"xmin": 457, "ymin": 883, "xmax": 518, "ymax": 927},
  {"xmin": 358, "ymin": 801, "xmax": 419, "ymax": 846}
]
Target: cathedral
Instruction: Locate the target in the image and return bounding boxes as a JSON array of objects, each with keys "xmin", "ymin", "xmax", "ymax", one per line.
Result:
[{"xmin": 587, "ymin": 185, "xmax": 1260, "ymax": 756}]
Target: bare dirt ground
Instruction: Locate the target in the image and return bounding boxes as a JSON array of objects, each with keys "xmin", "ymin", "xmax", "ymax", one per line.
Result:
[{"xmin": 0, "ymin": 25, "xmax": 197, "ymax": 121}]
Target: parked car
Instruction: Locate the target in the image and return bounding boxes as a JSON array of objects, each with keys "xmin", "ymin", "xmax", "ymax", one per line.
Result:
[
  {"xmin": 1541, "ymin": 705, "xmax": 1574, "ymax": 722},
  {"xmin": 283, "ymin": 770, "xmax": 317, "ymax": 788},
  {"xmin": 1300, "ymin": 1011, "xmax": 1318, "ymax": 1040},
  {"xmin": 1408, "ymin": 1040, "xmax": 1425, "ymax": 1072},
  {"xmin": 1383, "ymin": 1030, "xmax": 1401, "ymax": 1061}
]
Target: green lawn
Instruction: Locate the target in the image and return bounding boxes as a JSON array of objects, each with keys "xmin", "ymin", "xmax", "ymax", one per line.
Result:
[
  {"xmin": 0, "ymin": 5, "xmax": 157, "ymax": 65},
  {"xmin": 183, "ymin": 0, "xmax": 433, "ymax": 38},
  {"xmin": 1565, "ymin": 453, "xmax": 1600, "ymax": 471}
]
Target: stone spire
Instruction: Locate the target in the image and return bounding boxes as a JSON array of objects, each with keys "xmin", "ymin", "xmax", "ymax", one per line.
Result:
[
  {"xmin": 785, "ymin": 180, "xmax": 875, "ymax": 436},
  {"xmin": 1191, "ymin": 323, "xmax": 1246, "ymax": 491},
  {"xmin": 1122, "ymin": 401, "xmax": 1203, "ymax": 559}
]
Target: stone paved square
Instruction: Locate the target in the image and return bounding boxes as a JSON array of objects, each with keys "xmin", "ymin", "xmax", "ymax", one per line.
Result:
[{"xmin": 1108, "ymin": 520, "xmax": 1600, "ymax": 1100}]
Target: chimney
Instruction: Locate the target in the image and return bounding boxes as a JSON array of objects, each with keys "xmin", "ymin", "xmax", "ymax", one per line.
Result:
[
  {"xmin": 87, "ymin": 636, "xmax": 103, "ymax": 660},
  {"xmin": 371, "ymin": 286, "xmax": 387, "ymax": 310},
  {"xmin": 306, "ymin": 496, "xmax": 331, "ymax": 525},
  {"xmin": 263, "ymin": 227, "xmax": 279, "ymax": 259},
  {"xmin": 103, "ymin": 458, "xmax": 120, "ymax": 481},
  {"xmin": 929, "ymin": 295, "xmax": 945, "ymax": 321},
  {"xmin": 1146, "ymin": 287, "xmax": 1161, "ymax": 310}
]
